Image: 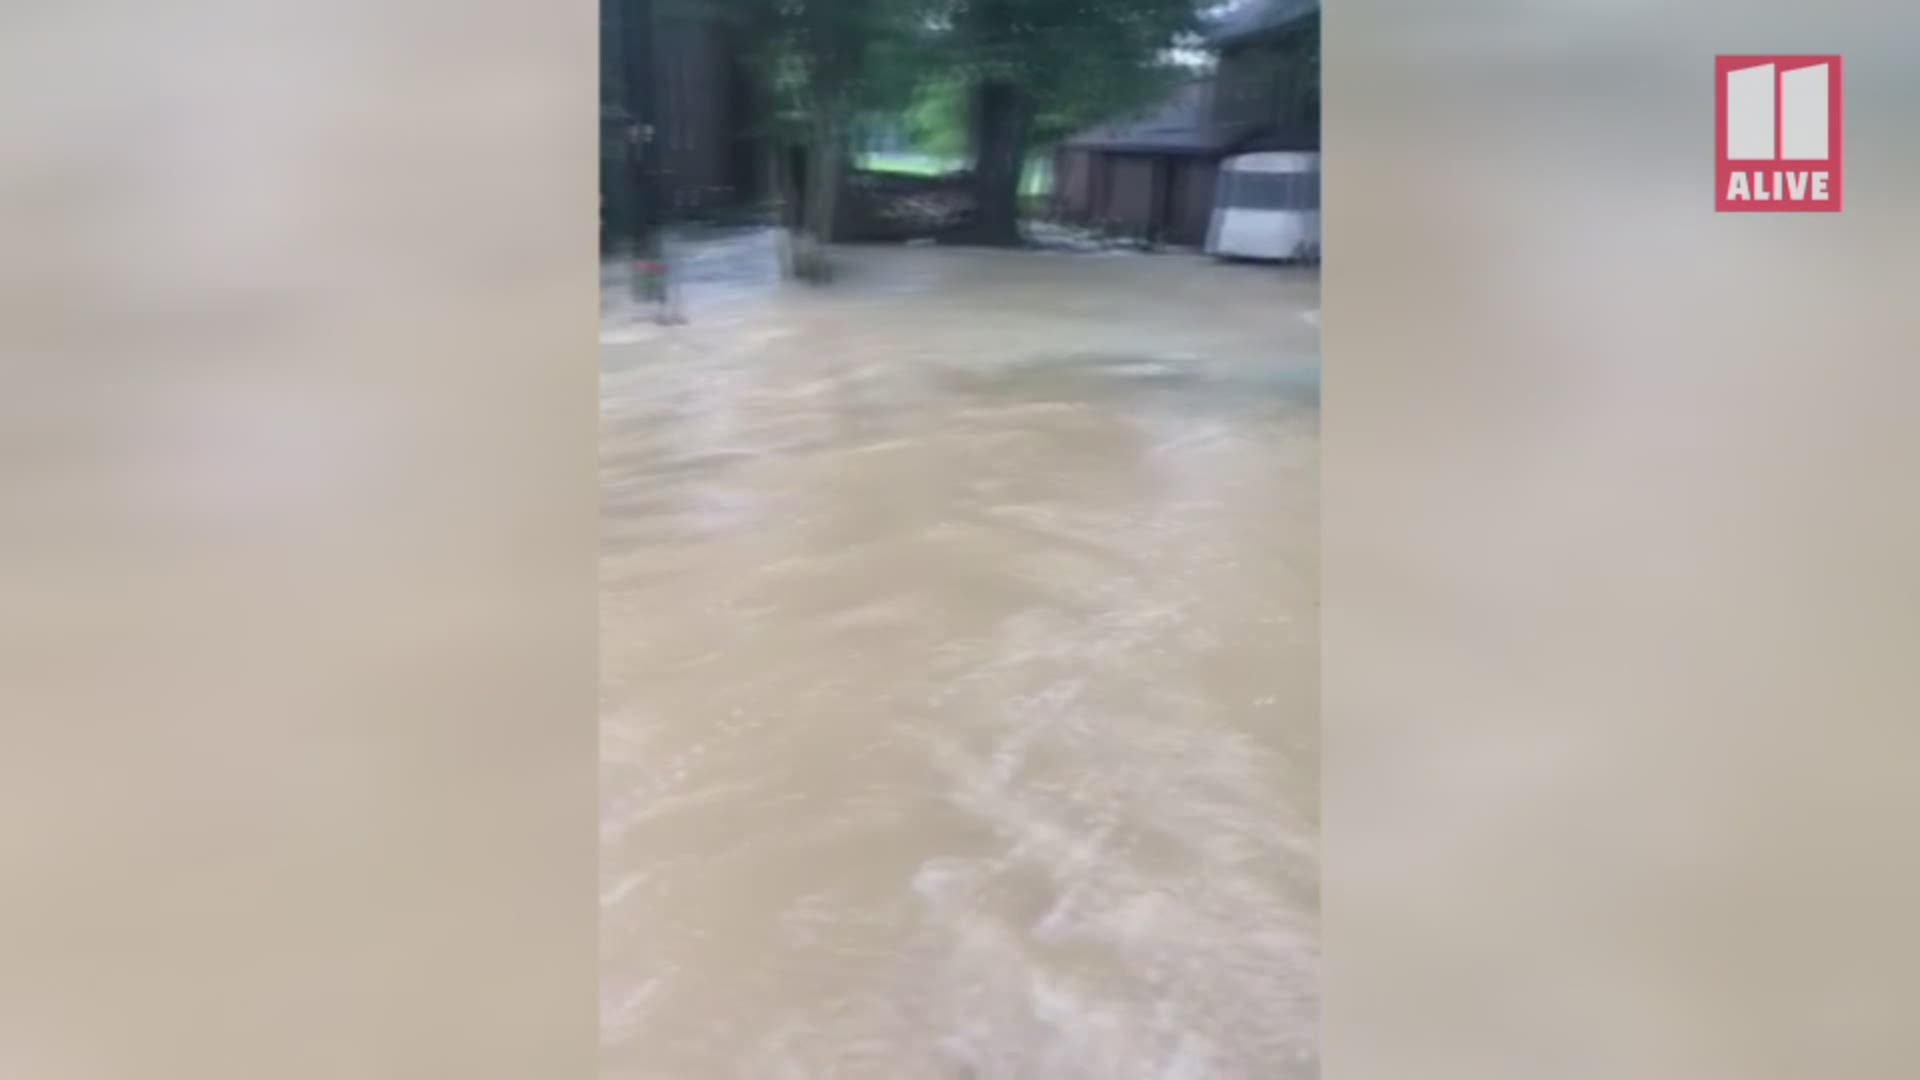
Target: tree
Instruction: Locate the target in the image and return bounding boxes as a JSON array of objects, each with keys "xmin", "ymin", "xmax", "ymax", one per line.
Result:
[
  {"xmin": 710, "ymin": 0, "xmax": 922, "ymax": 280},
  {"xmin": 939, "ymin": 0, "xmax": 1203, "ymax": 245},
  {"xmin": 901, "ymin": 76, "xmax": 970, "ymax": 162}
]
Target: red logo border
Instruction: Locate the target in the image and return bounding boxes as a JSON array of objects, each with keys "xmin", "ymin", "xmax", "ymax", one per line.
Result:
[{"xmin": 1714, "ymin": 54, "xmax": 1844, "ymax": 214}]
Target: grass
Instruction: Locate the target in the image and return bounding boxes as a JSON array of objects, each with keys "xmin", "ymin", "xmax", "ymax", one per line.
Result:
[{"xmin": 857, "ymin": 151, "xmax": 1055, "ymax": 198}]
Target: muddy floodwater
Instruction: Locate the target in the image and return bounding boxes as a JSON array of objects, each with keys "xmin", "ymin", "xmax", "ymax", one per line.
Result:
[{"xmin": 602, "ymin": 237, "xmax": 1319, "ymax": 1079}]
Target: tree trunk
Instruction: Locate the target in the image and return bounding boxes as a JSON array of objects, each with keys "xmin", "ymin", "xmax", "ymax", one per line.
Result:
[
  {"xmin": 768, "ymin": 139, "xmax": 800, "ymax": 278},
  {"xmin": 794, "ymin": 108, "xmax": 847, "ymax": 282},
  {"xmin": 962, "ymin": 79, "xmax": 1031, "ymax": 247}
]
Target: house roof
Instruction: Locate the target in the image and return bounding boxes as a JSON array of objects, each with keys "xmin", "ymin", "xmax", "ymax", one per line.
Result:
[
  {"xmin": 1064, "ymin": 80, "xmax": 1241, "ymax": 155},
  {"xmin": 1063, "ymin": 79, "xmax": 1318, "ymax": 157},
  {"xmin": 1205, "ymin": 0, "xmax": 1319, "ymax": 48}
]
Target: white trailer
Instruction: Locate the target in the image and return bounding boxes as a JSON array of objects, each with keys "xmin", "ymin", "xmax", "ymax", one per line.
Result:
[{"xmin": 1206, "ymin": 151, "xmax": 1321, "ymax": 263}]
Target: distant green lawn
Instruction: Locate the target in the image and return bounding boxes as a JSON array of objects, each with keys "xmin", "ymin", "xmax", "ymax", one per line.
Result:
[{"xmin": 858, "ymin": 151, "xmax": 1055, "ymax": 198}]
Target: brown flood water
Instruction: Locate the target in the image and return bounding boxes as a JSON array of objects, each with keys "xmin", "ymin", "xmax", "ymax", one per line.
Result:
[{"xmin": 602, "ymin": 239, "xmax": 1319, "ymax": 1079}]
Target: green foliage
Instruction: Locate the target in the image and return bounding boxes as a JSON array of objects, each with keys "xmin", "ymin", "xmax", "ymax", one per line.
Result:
[
  {"xmin": 856, "ymin": 151, "xmax": 1055, "ymax": 197},
  {"xmin": 710, "ymin": 0, "xmax": 928, "ymax": 115},
  {"xmin": 1032, "ymin": 55, "xmax": 1186, "ymax": 146},
  {"xmin": 706, "ymin": 0, "xmax": 1210, "ymax": 154},
  {"xmin": 902, "ymin": 77, "xmax": 969, "ymax": 159},
  {"xmin": 938, "ymin": 0, "xmax": 1204, "ymax": 141}
]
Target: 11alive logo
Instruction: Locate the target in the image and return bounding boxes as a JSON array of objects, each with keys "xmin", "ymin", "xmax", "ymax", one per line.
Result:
[{"xmin": 1716, "ymin": 55, "xmax": 1843, "ymax": 212}]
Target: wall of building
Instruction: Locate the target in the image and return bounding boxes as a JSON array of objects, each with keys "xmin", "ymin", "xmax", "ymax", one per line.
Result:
[
  {"xmin": 1210, "ymin": 19, "xmax": 1320, "ymax": 139},
  {"xmin": 1167, "ymin": 159, "xmax": 1221, "ymax": 247},
  {"xmin": 1104, "ymin": 157, "xmax": 1159, "ymax": 237},
  {"xmin": 602, "ymin": 0, "xmax": 762, "ymax": 248},
  {"xmin": 1052, "ymin": 150, "xmax": 1218, "ymax": 248},
  {"xmin": 1052, "ymin": 148, "xmax": 1094, "ymax": 222},
  {"xmin": 652, "ymin": 16, "xmax": 740, "ymax": 216}
]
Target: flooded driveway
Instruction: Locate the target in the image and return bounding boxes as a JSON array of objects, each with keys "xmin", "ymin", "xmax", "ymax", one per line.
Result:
[{"xmin": 602, "ymin": 240, "xmax": 1319, "ymax": 1079}]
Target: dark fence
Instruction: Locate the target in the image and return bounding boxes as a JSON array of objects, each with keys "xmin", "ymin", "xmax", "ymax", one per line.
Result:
[{"xmin": 837, "ymin": 170, "xmax": 977, "ymax": 242}]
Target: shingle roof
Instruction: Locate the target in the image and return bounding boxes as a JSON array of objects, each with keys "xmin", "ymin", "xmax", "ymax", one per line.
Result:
[
  {"xmin": 1063, "ymin": 78, "xmax": 1319, "ymax": 156},
  {"xmin": 1064, "ymin": 81, "xmax": 1239, "ymax": 155}
]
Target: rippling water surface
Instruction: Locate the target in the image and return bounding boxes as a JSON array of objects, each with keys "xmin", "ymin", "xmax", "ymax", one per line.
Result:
[{"xmin": 602, "ymin": 240, "xmax": 1319, "ymax": 1079}]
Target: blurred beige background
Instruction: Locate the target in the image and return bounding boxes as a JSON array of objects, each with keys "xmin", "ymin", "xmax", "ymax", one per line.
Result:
[
  {"xmin": 0, "ymin": 2, "xmax": 598, "ymax": 1077},
  {"xmin": 1328, "ymin": 2, "xmax": 1920, "ymax": 1078}
]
